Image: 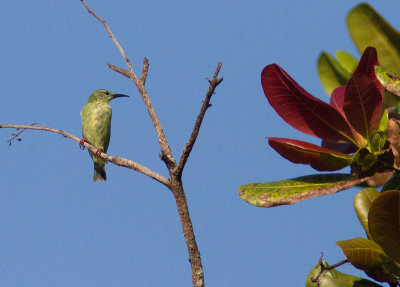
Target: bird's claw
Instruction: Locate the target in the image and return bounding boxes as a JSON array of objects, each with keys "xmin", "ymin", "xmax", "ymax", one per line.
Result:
[
  {"xmin": 95, "ymin": 149, "xmax": 103, "ymax": 157},
  {"xmin": 79, "ymin": 139, "xmax": 86, "ymax": 150}
]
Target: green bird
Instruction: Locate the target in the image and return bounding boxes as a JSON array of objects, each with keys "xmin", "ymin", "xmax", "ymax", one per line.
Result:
[{"xmin": 80, "ymin": 89, "xmax": 129, "ymax": 182}]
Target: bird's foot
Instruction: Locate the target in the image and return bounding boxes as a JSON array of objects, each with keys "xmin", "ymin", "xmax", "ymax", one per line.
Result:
[
  {"xmin": 95, "ymin": 148, "xmax": 103, "ymax": 157},
  {"xmin": 79, "ymin": 139, "xmax": 86, "ymax": 150}
]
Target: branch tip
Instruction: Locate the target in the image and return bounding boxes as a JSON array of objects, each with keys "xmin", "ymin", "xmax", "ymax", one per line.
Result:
[{"xmin": 177, "ymin": 62, "xmax": 223, "ymax": 175}]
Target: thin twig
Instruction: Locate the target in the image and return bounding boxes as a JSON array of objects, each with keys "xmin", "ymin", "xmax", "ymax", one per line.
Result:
[
  {"xmin": 107, "ymin": 63, "xmax": 132, "ymax": 78},
  {"xmin": 6, "ymin": 123, "xmax": 44, "ymax": 146},
  {"xmin": 81, "ymin": 0, "xmax": 175, "ymax": 167},
  {"xmin": 0, "ymin": 124, "xmax": 169, "ymax": 186},
  {"xmin": 324, "ymin": 259, "xmax": 349, "ymax": 270},
  {"xmin": 177, "ymin": 62, "xmax": 223, "ymax": 176},
  {"xmin": 80, "ymin": 0, "xmax": 136, "ymax": 79}
]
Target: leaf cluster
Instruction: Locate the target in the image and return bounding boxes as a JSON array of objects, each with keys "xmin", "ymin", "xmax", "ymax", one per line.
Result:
[
  {"xmin": 307, "ymin": 189, "xmax": 400, "ymax": 286},
  {"xmin": 239, "ymin": 3, "xmax": 400, "ymax": 209}
]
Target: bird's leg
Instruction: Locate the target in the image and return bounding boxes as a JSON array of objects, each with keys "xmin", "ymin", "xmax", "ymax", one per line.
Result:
[
  {"xmin": 79, "ymin": 138, "xmax": 87, "ymax": 150},
  {"xmin": 95, "ymin": 148, "xmax": 103, "ymax": 157}
]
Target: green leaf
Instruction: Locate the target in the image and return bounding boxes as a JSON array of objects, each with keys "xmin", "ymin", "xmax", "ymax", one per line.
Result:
[
  {"xmin": 336, "ymin": 50, "xmax": 358, "ymax": 74},
  {"xmin": 354, "ymin": 188, "xmax": 380, "ymax": 238},
  {"xmin": 306, "ymin": 261, "xmax": 383, "ymax": 287},
  {"xmin": 238, "ymin": 174, "xmax": 364, "ymax": 207},
  {"xmin": 369, "ymin": 190, "xmax": 400, "ymax": 263},
  {"xmin": 337, "ymin": 237, "xmax": 400, "ymax": 283},
  {"xmin": 337, "ymin": 237, "xmax": 385, "ymax": 271},
  {"xmin": 318, "ymin": 52, "xmax": 351, "ymax": 96},
  {"xmin": 347, "ymin": 3, "xmax": 400, "ymax": 74}
]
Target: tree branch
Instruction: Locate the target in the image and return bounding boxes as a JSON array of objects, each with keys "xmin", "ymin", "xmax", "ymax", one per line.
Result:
[
  {"xmin": 0, "ymin": 124, "xmax": 169, "ymax": 186},
  {"xmin": 177, "ymin": 62, "xmax": 223, "ymax": 177},
  {"xmin": 81, "ymin": 0, "xmax": 175, "ymax": 167}
]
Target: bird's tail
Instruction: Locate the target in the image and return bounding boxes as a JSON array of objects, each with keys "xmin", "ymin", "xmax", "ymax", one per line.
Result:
[{"xmin": 93, "ymin": 162, "xmax": 107, "ymax": 182}]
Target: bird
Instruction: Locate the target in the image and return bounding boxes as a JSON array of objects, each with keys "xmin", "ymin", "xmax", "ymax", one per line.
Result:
[{"xmin": 80, "ymin": 89, "xmax": 129, "ymax": 181}]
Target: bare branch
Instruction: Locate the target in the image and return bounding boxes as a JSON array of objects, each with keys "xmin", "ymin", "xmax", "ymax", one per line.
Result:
[
  {"xmin": 177, "ymin": 62, "xmax": 223, "ymax": 176},
  {"xmin": 81, "ymin": 0, "xmax": 175, "ymax": 167},
  {"xmin": 0, "ymin": 124, "xmax": 169, "ymax": 186}
]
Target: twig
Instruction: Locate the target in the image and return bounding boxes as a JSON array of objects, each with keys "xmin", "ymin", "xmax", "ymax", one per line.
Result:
[
  {"xmin": 107, "ymin": 63, "xmax": 132, "ymax": 78},
  {"xmin": 324, "ymin": 259, "xmax": 349, "ymax": 270},
  {"xmin": 177, "ymin": 62, "xmax": 223, "ymax": 177},
  {"xmin": 0, "ymin": 124, "xmax": 169, "ymax": 186},
  {"xmin": 311, "ymin": 257, "xmax": 349, "ymax": 285},
  {"xmin": 80, "ymin": 0, "xmax": 135, "ymax": 78},
  {"xmin": 6, "ymin": 123, "xmax": 44, "ymax": 146}
]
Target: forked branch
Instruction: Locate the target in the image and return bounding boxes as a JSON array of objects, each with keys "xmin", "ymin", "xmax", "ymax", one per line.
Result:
[{"xmin": 78, "ymin": 3, "xmax": 223, "ymax": 285}]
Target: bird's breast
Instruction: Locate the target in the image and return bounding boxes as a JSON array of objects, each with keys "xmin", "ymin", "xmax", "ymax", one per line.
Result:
[{"xmin": 81, "ymin": 102, "xmax": 112, "ymax": 151}]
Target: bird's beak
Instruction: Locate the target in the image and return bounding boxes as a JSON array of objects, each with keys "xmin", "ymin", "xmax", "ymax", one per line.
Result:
[{"xmin": 111, "ymin": 93, "xmax": 129, "ymax": 99}]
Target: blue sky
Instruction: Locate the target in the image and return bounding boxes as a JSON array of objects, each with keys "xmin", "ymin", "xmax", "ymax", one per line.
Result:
[{"xmin": 1, "ymin": 1, "xmax": 398, "ymax": 286}]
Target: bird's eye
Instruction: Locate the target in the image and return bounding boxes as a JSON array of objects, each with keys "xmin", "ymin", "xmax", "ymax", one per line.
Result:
[{"xmin": 105, "ymin": 91, "xmax": 110, "ymax": 95}]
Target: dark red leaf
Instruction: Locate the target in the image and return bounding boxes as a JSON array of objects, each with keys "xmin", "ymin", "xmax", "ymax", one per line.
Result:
[
  {"xmin": 354, "ymin": 47, "xmax": 378, "ymax": 75},
  {"xmin": 268, "ymin": 137, "xmax": 353, "ymax": 171},
  {"xmin": 321, "ymin": 140, "xmax": 358, "ymax": 154},
  {"xmin": 344, "ymin": 74, "xmax": 384, "ymax": 137},
  {"xmin": 261, "ymin": 64, "xmax": 361, "ymax": 145},
  {"xmin": 354, "ymin": 47, "xmax": 384, "ymax": 94}
]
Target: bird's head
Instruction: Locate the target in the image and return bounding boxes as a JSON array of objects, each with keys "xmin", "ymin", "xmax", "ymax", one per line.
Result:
[{"xmin": 88, "ymin": 89, "xmax": 129, "ymax": 103}]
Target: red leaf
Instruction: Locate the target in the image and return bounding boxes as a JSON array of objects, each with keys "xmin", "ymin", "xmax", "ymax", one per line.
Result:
[
  {"xmin": 330, "ymin": 86, "xmax": 346, "ymax": 113},
  {"xmin": 262, "ymin": 64, "xmax": 360, "ymax": 145},
  {"xmin": 354, "ymin": 47, "xmax": 378, "ymax": 75},
  {"xmin": 268, "ymin": 137, "xmax": 353, "ymax": 171},
  {"xmin": 344, "ymin": 74, "xmax": 384, "ymax": 137},
  {"xmin": 354, "ymin": 47, "xmax": 384, "ymax": 94},
  {"xmin": 321, "ymin": 140, "xmax": 358, "ymax": 154}
]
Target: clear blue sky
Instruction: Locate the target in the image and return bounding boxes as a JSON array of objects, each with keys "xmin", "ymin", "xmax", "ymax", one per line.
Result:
[{"xmin": 1, "ymin": 1, "xmax": 398, "ymax": 286}]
